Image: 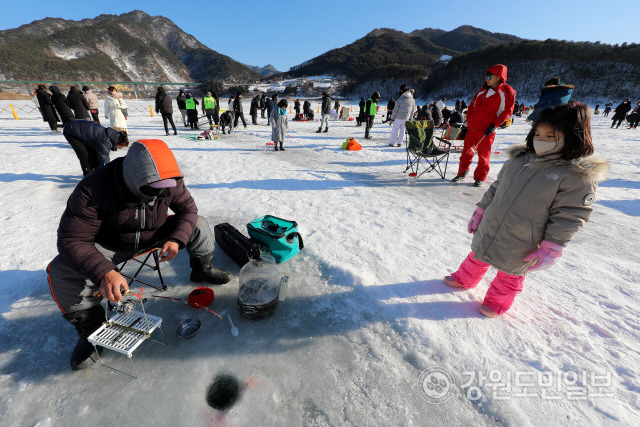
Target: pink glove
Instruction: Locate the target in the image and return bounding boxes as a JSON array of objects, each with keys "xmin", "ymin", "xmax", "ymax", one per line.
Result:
[
  {"xmin": 467, "ymin": 207, "xmax": 485, "ymax": 234},
  {"xmin": 524, "ymin": 240, "xmax": 564, "ymax": 271}
]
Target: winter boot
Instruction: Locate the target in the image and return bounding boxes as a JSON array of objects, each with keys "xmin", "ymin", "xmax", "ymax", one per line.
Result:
[
  {"xmin": 316, "ymin": 127, "xmax": 322, "ymax": 133},
  {"xmin": 323, "ymin": 127, "xmax": 328, "ymax": 133},
  {"xmin": 451, "ymin": 171, "xmax": 468, "ymax": 182},
  {"xmin": 279, "ymin": 141, "xmax": 285, "ymax": 151},
  {"xmin": 62, "ymin": 305, "xmax": 105, "ymax": 371},
  {"xmin": 473, "ymin": 180, "xmax": 483, "ymax": 187},
  {"xmin": 190, "ymin": 252, "xmax": 232, "ymax": 285},
  {"xmin": 478, "ymin": 304, "xmax": 498, "ymax": 318}
]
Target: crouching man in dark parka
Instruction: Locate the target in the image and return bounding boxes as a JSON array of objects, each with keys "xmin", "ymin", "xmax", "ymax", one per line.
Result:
[{"xmin": 47, "ymin": 139, "xmax": 232, "ymax": 370}]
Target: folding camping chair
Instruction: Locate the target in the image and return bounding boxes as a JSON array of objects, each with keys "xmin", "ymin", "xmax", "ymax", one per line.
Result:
[
  {"xmin": 438, "ymin": 123, "xmax": 466, "ymax": 152},
  {"xmin": 117, "ymin": 248, "xmax": 167, "ymax": 292},
  {"xmin": 339, "ymin": 107, "xmax": 350, "ymax": 120},
  {"xmin": 404, "ymin": 120, "xmax": 451, "ymax": 179}
]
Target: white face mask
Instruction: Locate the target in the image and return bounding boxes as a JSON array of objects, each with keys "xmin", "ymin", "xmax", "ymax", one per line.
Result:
[{"xmin": 533, "ymin": 138, "xmax": 564, "ymax": 157}]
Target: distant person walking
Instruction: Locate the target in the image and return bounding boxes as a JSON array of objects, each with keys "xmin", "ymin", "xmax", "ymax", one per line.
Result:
[
  {"xmin": 49, "ymin": 85, "xmax": 75, "ymax": 124},
  {"xmin": 334, "ymin": 99, "xmax": 340, "ymax": 115},
  {"xmin": 451, "ymin": 64, "xmax": 515, "ymax": 187},
  {"xmin": 388, "ymin": 85, "xmax": 415, "ymax": 147},
  {"xmin": 303, "ymin": 99, "xmax": 311, "ymax": 119},
  {"xmin": 526, "ymin": 77, "xmax": 573, "ymax": 122},
  {"xmin": 250, "ymin": 94, "xmax": 260, "ymax": 125},
  {"xmin": 67, "ymin": 86, "xmax": 91, "ymax": 121},
  {"xmin": 266, "ymin": 95, "xmax": 274, "ymax": 125},
  {"xmin": 611, "ymin": 99, "xmax": 632, "ymax": 128},
  {"xmin": 104, "ymin": 86, "xmax": 128, "ymax": 133},
  {"xmin": 317, "ymin": 92, "xmax": 331, "ymax": 133},
  {"xmin": 176, "ymin": 90, "xmax": 188, "ymax": 127},
  {"xmin": 271, "ymin": 99, "xmax": 288, "ymax": 151},
  {"xmin": 603, "ymin": 103, "xmax": 612, "ymax": 117},
  {"xmin": 155, "ymin": 87, "xmax": 178, "ymax": 136},
  {"xmin": 364, "ymin": 91, "xmax": 380, "ymax": 139},
  {"xmin": 233, "ymin": 92, "xmax": 247, "ymax": 129},
  {"xmin": 35, "ymin": 85, "xmax": 60, "ymax": 133},
  {"xmin": 63, "ymin": 120, "xmax": 129, "ymax": 176},
  {"xmin": 82, "ymin": 86, "xmax": 101, "ymax": 123},
  {"xmin": 260, "ymin": 94, "xmax": 266, "ymax": 118}
]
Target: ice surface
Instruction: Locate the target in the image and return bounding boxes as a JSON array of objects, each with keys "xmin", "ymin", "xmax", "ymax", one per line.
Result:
[{"xmin": 0, "ymin": 100, "xmax": 638, "ymax": 426}]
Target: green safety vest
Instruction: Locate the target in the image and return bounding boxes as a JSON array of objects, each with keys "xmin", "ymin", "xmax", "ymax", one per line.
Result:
[
  {"xmin": 368, "ymin": 99, "xmax": 377, "ymax": 116},
  {"xmin": 185, "ymin": 98, "xmax": 196, "ymax": 110},
  {"xmin": 203, "ymin": 96, "xmax": 216, "ymax": 110}
]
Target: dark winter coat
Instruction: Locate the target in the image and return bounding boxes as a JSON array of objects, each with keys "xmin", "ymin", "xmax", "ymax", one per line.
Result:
[
  {"xmin": 420, "ymin": 105, "xmax": 433, "ymax": 121},
  {"xmin": 233, "ymin": 96, "xmax": 243, "ymax": 113},
  {"xmin": 57, "ymin": 140, "xmax": 196, "ymax": 285},
  {"xmin": 321, "ymin": 95, "xmax": 332, "ymax": 115},
  {"xmin": 387, "ymin": 99, "xmax": 396, "ymax": 111},
  {"xmin": 431, "ymin": 104, "xmax": 443, "ymax": 126},
  {"xmin": 527, "ymin": 84, "xmax": 574, "ymax": 122},
  {"xmin": 67, "ymin": 86, "xmax": 91, "ymax": 119},
  {"xmin": 303, "ymin": 100, "xmax": 311, "ymax": 114},
  {"xmin": 259, "ymin": 95, "xmax": 266, "ymax": 109},
  {"xmin": 155, "ymin": 88, "xmax": 173, "ymax": 114},
  {"xmin": 612, "ymin": 101, "xmax": 632, "ymax": 120},
  {"xmin": 176, "ymin": 93, "xmax": 187, "ymax": 110},
  {"xmin": 250, "ymin": 96, "xmax": 259, "ymax": 116},
  {"xmin": 219, "ymin": 111, "xmax": 232, "ymax": 126},
  {"xmin": 49, "ymin": 86, "xmax": 75, "ymax": 122},
  {"xmin": 63, "ymin": 120, "xmax": 121, "ymax": 166},
  {"xmin": 449, "ymin": 110, "xmax": 464, "ymax": 126},
  {"xmin": 266, "ymin": 98, "xmax": 274, "ymax": 113},
  {"xmin": 35, "ymin": 88, "xmax": 58, "ymax": 122},
  {"xmin": 294, "ymin": 100, "xmax": 301, "ymax": 113},
  {"xmin": 358, "ymin": 99, "xmax": 365, "ymax": 116}
]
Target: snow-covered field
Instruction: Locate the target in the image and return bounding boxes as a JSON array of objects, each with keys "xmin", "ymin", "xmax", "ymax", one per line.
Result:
[{"xmin": 0, "ymin": 100, "xmax": 638, "ymax": 426}]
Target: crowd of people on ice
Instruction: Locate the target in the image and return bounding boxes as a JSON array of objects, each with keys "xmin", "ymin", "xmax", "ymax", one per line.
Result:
[{"xmin": 26, "ymin": 63, "xmax": 616, "ymax": 373}]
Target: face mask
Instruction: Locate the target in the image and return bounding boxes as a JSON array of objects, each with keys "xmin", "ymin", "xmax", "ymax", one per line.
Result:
[{"xmin": 533, "ymin": 138, "xmax": 564, "ymax": 157}]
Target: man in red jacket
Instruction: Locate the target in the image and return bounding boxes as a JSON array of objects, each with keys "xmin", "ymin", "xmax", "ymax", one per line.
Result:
[
  {"xmin": 47, "ymin": 139, "xmax": 232, "ymax": 371},
  {"xmin": 452, "ymin": 64, "xmax": 516, "ymax": 186}
]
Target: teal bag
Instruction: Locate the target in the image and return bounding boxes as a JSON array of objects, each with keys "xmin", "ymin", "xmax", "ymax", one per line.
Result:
[{"xmin": 246, "ymin": 215, "xmax": 304, "ymax": 263}]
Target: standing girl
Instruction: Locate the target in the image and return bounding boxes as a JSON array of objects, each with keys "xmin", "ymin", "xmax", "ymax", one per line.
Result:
[
  {"xmin": 104, "ymin": 86, "xmax": 128, "ymax": 133},
  {"xmin": 270, "ymin": 99, "xmax": 288, "ymax": 152},
  {"xmin": 444, "ymin": 103, "xmax": 609, "ymax": 317}
]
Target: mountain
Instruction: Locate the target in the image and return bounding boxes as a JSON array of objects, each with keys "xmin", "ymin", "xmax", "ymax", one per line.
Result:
[
  {"xmin": 246, "ymin": 64, "xmax": 280, "ymax": 77},
  {"xmin": 288, "ymin": 26, "xmax": 522, "ymax": 83},
  {"xmin": 420, "ymin": 39, "xmax": 640, "ymax": 101},
  {"xmin": 0, "ymin": 10, "xmax": 260, "ymax": 82}
]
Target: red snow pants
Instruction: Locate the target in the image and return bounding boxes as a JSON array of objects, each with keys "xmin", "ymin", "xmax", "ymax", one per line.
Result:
[
  {"xmin": 457, "ymin": 128, "xmax": 496, "ymax": 181},
  {"xmin": 451, "ymin": 252, "xmax": 525, "ymax": 315}
]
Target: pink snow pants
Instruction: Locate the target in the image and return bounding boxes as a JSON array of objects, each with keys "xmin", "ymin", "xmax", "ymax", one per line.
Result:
[{"xmin": 451, "ymin": 252, "xmax": 525, "ymax": 315}]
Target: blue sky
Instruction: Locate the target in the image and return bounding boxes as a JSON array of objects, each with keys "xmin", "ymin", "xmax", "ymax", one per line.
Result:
[{"xmin": 3, "ymin": 1, "xmax": 640, "ymax": 71}]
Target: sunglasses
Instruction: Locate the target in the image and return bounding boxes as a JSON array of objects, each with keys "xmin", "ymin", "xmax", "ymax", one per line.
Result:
[{"xmin": 485, "ymin": 76, "xmax": 493, "ymax": 81}]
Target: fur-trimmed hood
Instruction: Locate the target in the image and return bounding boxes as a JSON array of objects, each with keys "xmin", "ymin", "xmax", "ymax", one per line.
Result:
[{"xmin": 507, "ymin": 143, "xmax": 609, "ymax": 183}]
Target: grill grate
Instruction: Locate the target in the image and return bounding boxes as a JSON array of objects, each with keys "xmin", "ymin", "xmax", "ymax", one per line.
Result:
[{"xmin": 88, "ymin": 311, "xmax": 162, "ymax": 358}]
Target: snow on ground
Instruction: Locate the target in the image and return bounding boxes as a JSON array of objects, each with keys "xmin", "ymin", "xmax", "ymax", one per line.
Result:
[{"xmin": 0, "ymin": 101, "xmax": 639, "ymax": 426}]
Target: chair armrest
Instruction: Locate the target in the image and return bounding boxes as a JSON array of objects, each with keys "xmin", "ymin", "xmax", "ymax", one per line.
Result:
[{"xmin": 434, "ymin": 137, "xmax": 452, "ymax": 147}]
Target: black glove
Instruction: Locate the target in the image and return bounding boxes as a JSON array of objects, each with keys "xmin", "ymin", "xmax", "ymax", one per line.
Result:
[{"xmin": 484, "ymin": 124, "xmax": 496, "ymax": 136}]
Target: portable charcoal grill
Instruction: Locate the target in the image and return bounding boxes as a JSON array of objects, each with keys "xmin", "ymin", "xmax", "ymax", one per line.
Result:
[{"xmin": 87, "ymin": 310, "xmax": 166, "ymax": 378}]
